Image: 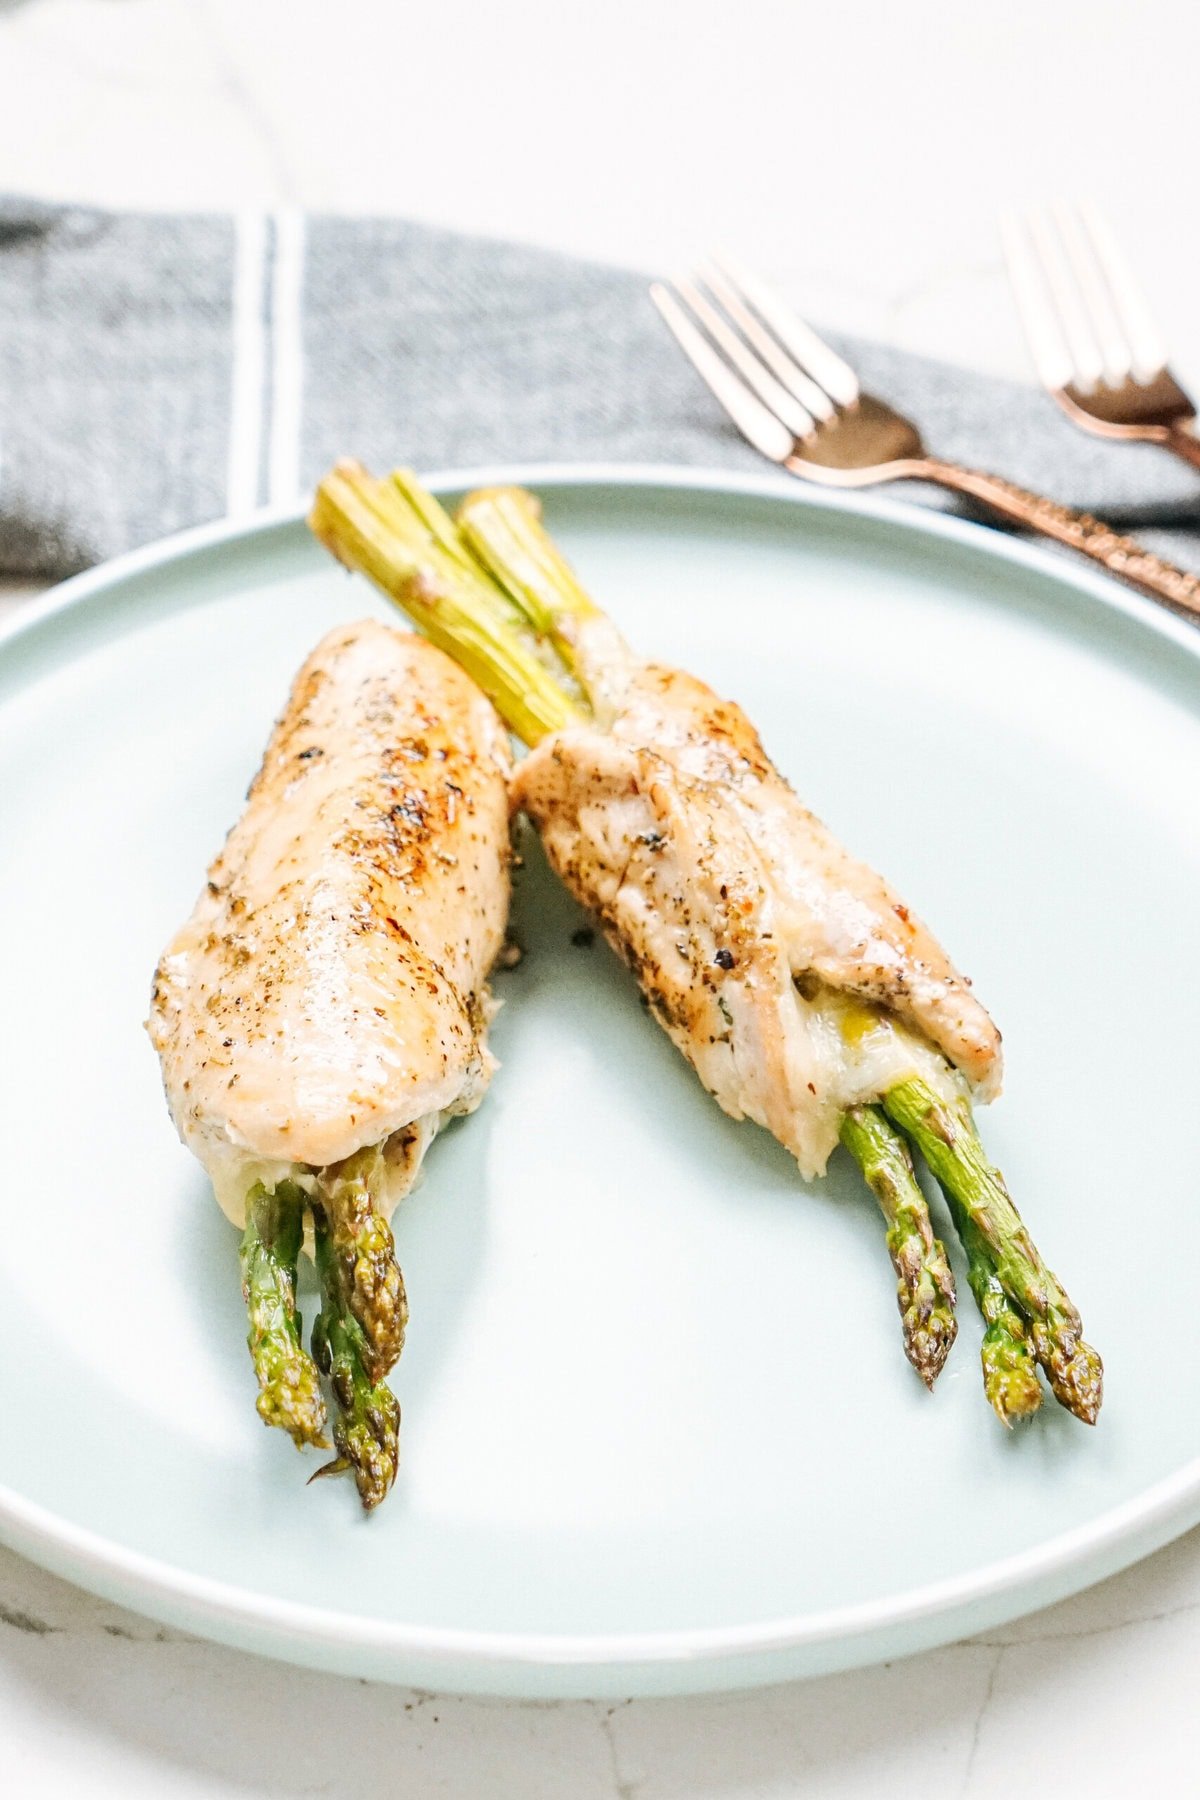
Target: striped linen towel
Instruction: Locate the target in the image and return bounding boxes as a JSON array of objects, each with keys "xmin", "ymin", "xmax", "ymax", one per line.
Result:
[{"xmin": 2, "ymin": 196, "xmax": 1199, "ymax": 580}]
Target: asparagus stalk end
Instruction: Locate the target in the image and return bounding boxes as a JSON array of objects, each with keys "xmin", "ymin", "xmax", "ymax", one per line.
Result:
[{"xmin": 309, "ymin": 462, "xmax": 583, "ymax": 745}]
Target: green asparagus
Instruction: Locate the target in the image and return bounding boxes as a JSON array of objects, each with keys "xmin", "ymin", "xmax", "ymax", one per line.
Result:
[
  {"xmin": 309, "ymin": 461, "xmax": 581, "ymax": 745},
  {"xmin": 457, "ymin": 485, "xmax": 604, "ymax": 672},
  {"xmin": 311, "ymin": 1206, "xmax": 401, "ymax": 1510},
  {"xmin": 839, "ymin": 1105, "xmax": 957, "ymax": 1388},
  {"xmin": 239, "ymin": 1182, "xmax": 329, "ymax": 1448},
  {"xmin": 317, "ymin": 1150, "xmax": 409, "ymax": 1385},
  {"xmin": 954, "ymin": 1199, "xmax": 1044, "ymax": 1426},
  {"xmin": 882, "ymin": 1078, "xmax": 1102, "ymax": 1423}
]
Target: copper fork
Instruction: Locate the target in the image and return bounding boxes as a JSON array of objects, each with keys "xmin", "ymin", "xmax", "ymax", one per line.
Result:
[
  {"xmin": 1003, "ymin": 204, "xmax": 1200, "ymax": 471},
  {"xmin": 650, "ymin": 258, "xmax": 1200, "ymax": 620}
]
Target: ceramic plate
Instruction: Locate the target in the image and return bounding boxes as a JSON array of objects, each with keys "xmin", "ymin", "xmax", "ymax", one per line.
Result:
[{"xmin": 1, "ymin": 467, "xmax": 1198, "ymax": 1698}]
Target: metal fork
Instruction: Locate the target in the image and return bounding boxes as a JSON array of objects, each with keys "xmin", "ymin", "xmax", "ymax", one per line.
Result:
[
  {"xmin": 1003, "ymin": 204, "xmax": 1200, "ymax": 471},
  {"xmin": 651, "ymin": 257, "xmax": 1200, "ymax": 620}
]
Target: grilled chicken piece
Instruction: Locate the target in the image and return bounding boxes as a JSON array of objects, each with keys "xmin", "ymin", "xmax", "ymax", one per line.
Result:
[
  {"xmin": 147, "ymin": 619, "xmax": 512, "ymax": 1504},
  {"xmin": 149, "ymin": 619, "xmax": 512, "ymax": 1223},
  {"xmin": 513, "ymin": 659, "xmax": 1001, "ymax": 1179}
]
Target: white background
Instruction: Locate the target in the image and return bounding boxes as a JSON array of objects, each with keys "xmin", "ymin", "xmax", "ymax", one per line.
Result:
[{"xmin": 2, "ymin": 1, "xmax": 1198, "ymax": 1793}]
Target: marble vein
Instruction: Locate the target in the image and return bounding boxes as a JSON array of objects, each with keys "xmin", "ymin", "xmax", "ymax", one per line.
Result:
[
  {"xmin": 971, "ymin": 1593, "xmax": 1200, "ymax": 1649},
  {"xmin": 0, "ymin": 1602, "xmax": 60, "ymax": 1637},
  {"xmin": 595, "ymin": 1701, "xmax": 641, "ymax": 1800},
  {"xmin": 191, "ymin": 0, "xmax": 299, "ymax": 202},
  {"xmin": 959, "ymin": 1646, "xmax": 1003, "ymax": 1797}
]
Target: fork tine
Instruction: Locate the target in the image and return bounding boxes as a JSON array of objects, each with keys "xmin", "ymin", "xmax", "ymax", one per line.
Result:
[
  {"xmin": 714, "ymin": 254, "xmax": 860, "ymax": 408},
  {"xmin": 1078, "ymin": 203, "xmax": 1169, "ymax": 382},
  {"xmin": 674, "ymin": 276, "xmax": 817, "ymax": 438},
  {"xmin": 1002, "ymin": 213, "xmax": 1075, "ymax": 392},
  {"xmin": 700, "ymin": 262, "xmax": 836, "ymax": 422},
  {"xmin": 649, "ymin": 282, "xmax": 794, "ymax": 463},
  {"xmin": 1053, "ymin": 204, "xmax": 1132, "ymax": 386},
  {"xmin": 1027, "ymin": 210, "xmax": 1105, "ymax": 391}
]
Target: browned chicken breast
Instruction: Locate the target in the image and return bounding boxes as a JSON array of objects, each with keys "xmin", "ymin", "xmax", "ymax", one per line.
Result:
[
  {"xmin": 513, "ymin": 658, "xmax": 1001, "ymax": 1180},
  {"xmin": 149, "ymin": 619, "xmax": 512, "ymax": 1223},
  {"xmin": 147, "ymin": 618, "xmax": 513, "ymax": 1504}
]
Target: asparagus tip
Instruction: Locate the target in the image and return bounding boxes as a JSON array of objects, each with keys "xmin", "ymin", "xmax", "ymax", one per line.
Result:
[
  {"xmin": 894, "ymin": 1237, "xmax": 958, "ymax": 1387},
  {"xmin": 902, "ymin": 1296, "xmax": 957, "ymax": 1390},
  {"xmin": 974, "ymin": 1290, "xmax": 1045, "ymax": 1427},
  {"xmin": 985, "ymin": 1359, "xmax": 1044, "ymax": 1428},
  {"xmin": 254, "ymin": 1380, "xmax": 330, "ymax": 1451},
  {"xmin": 310, "ymin": 1375, "xmax": 401, "ymax": 1511},
  {"xmin": 308, "ymin": 1449, "xmax": 396, "ymax": 1509},
  {"xmin": 1044, "ymin": 1338, "xmax": 1104, "ymax": 1425},
  {"xmin": 312, "ymin": 1238, "xmax": 403, "ymax": 1511}
]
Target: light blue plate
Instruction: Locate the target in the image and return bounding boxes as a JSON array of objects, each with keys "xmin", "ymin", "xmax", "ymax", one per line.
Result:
[{"xmin": 0, "ymin": 467, "xmax": 1197, "ymax": 1698}]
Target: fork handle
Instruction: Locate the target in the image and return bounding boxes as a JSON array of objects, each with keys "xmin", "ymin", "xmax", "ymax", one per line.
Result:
[
  {"xmin": 920, "ymin": 458, "xmax": 1200, "ymax": 621},
  {"xmin": 1163, "ymin": 425, "xmax": 1200, "ymax": 473}
]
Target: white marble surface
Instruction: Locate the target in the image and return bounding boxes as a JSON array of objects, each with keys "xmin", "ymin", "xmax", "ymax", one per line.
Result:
[
  {"xmin": 2, "ymin": 0, "xmax": 1200, "ymax": 386},
  {"xmin": 2, "ymin": 1, "xmax": 1199, "ymax": 1792},
  {"xmin": 3, "ymin": 1532, "xmax": 1200, "ymax": 1797}
]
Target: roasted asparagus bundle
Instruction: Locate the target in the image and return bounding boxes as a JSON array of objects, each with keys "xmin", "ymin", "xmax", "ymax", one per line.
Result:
[
  {"xmin": 148, "ymin": 620, "xmax": 513, "ymax": 1505},
  {"xmin": 309, "ymin": 464, "xmax": 1102, "ymax": 1426}
]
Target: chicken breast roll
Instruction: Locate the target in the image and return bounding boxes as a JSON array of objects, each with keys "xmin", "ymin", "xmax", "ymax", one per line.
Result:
[
  {"xmin": 512, "ymin": 659, "xmax": 1001, "ymax": 1181},
  {"xmin": 147, "ymin": 618, "xmax": 512, "ymax": 1506},
  {"xmin": 149, "ymin": 618, "xmax": 512, "ymax": 1223}
]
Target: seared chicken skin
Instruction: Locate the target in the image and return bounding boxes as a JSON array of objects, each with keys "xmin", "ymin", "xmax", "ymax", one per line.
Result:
[
  {"xmin": 148, "ymin": 619, "xmax": 512, "ymax": 1505},
  {"xmin": 310, "ymin": 465, "xmax": 1101, "ymax": 1428}
]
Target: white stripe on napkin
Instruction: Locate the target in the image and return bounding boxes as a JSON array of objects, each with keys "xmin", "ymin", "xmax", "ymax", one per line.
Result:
[
  {"xmin": 226, "ymin": 210, "xmax": 268, "ymax": 518},
  {"xmin": 268, "ymin": 207, "xmax": 306, "ymax": 508}
]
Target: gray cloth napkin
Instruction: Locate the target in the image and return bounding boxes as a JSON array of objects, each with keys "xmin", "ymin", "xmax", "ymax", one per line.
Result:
[{"xmin": 3, "ymin": 195, "xmax": 1199, "ymax": 582}]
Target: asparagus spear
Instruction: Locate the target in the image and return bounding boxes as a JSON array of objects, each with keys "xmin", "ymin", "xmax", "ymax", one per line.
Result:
[
  {"xmin": 310, "ymin": 1206, "xmax": 400, "ymax": 1511},
  {"xmin": 882, "ymin": 1078, "xmax": 1102, "ymax": 1423},
  {"xmin": 309, "ymin": 461, "xmax": 581, "ymax": 745},
  {"xmin": 839, "ymin": 1105, "xmax": 957, "ymax": 1388},
  {"xmin": 317, "ymin": 1150, "xmax": 409, "ymax": 1385},
  {"xmin": 954, "ymin": 1201, "xmax": 1044, "ymax": 1426},
  {"xmin": 239, "ymin": 1181, "xmax": 329, "ymax": 1448}
]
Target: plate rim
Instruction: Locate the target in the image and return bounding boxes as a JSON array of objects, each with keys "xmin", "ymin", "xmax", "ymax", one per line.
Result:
[{"xmin": 2, "ymin": 460, "xmax": 1198, "ymax": 1685}]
